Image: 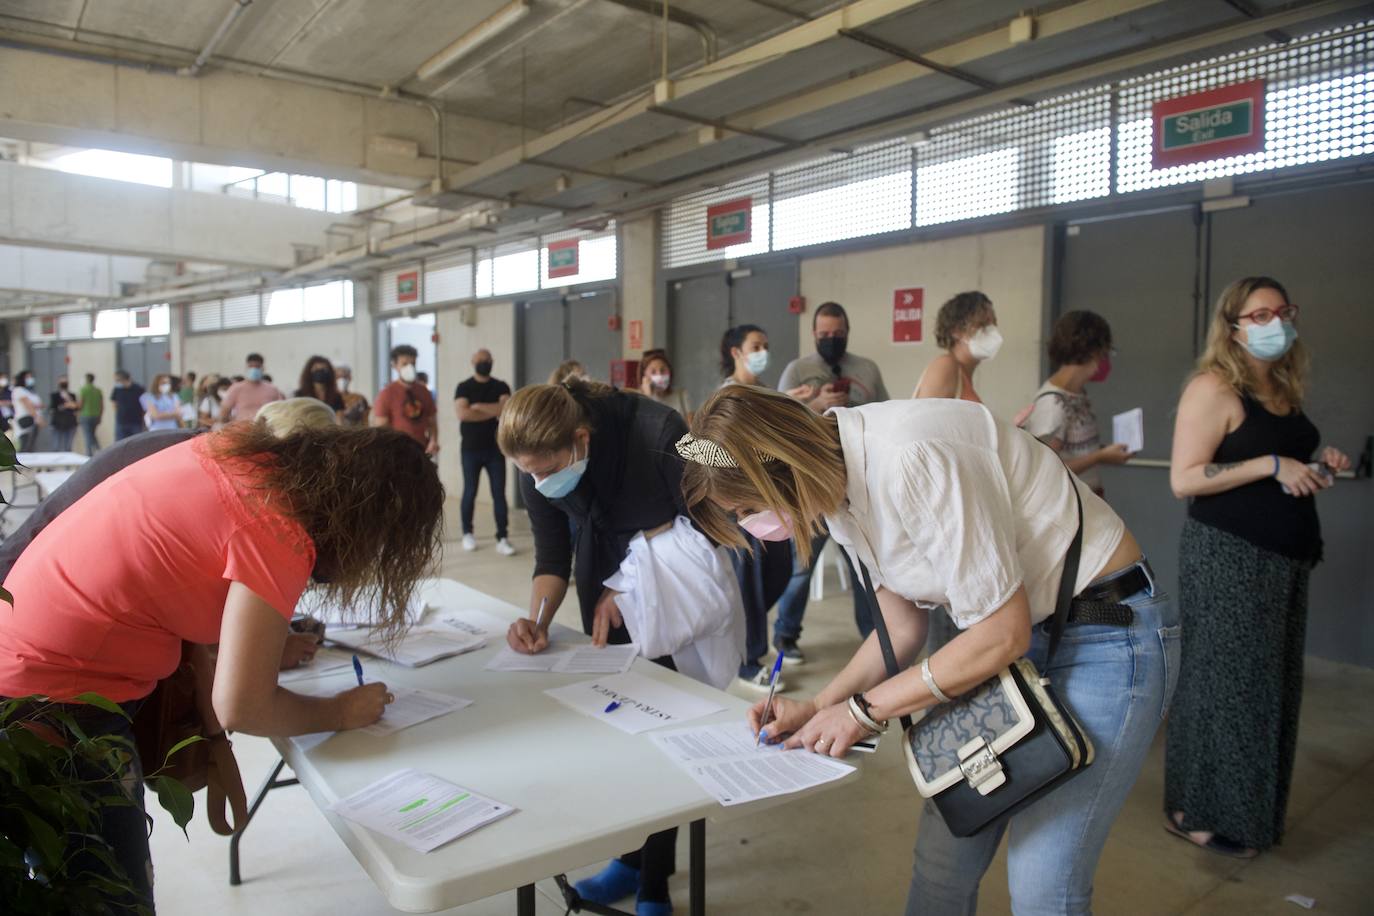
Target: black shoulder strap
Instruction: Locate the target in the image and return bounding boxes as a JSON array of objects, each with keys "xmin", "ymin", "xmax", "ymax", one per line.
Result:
[{"xmin": 857, "ymin": 562, "xmax": 914, "ymax": 731}]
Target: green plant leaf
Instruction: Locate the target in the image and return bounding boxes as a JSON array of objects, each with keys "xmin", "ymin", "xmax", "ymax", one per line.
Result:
[
  {"xmin": 70, "ymin": 693, "xmax": 129, "ymax": 719},
  {"xmin": 161, "ymin": 734, "xmax": 204, "ymax": 766},
  {"xmin": 0, "ymin": 585, "xmax": 11, "ymax": 606},
  {"xmin": 149, "ymin": 776, "xmax": 196, "ymax": 837},
  {"xmin": 19, "ymin": 809, "xmax": 65, "ymax": 875},
  {"xmin": 0, "ymin": 433, "xmax": 19, "ymax": 468}
]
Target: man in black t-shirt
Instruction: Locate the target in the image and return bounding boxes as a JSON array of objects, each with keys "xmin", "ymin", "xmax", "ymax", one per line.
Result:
[
  {"xmin": 110, "ymin": 371, "xmax": 147, "ymax": 441},
  {"xmin": 453, "ymin": 349, "xmax": 513, "ymax": 555}
]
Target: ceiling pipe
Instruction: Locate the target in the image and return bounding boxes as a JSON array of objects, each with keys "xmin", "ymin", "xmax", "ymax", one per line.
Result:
[
  {"xmin": 180, "ymin": 0, "xmax": 254, "ymax": 77},
  {"xmin": 601, "ymin": 0, "xmax": 718, "ymax": 63}
]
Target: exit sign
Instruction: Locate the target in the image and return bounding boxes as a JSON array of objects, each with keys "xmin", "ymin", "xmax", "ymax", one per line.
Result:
[
  {"xmin": 1153, "ymin": 79, "xmax": 1265, "ymax": 169},
  {"xmin": 547, "ymin": 239, "xmax": 580, "ymax": 279},
  {"xmin": 706, "ymin": 197, "xmax": 752, "ymax": 250}
]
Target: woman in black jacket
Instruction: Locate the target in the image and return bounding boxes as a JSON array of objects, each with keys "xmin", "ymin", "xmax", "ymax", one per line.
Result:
[{"xmin": 497, "ymin": 376, "xmax": 687, "ymax": 916}]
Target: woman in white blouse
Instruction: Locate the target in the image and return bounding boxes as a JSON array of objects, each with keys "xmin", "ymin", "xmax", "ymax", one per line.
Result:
[{"xmin": 677, "ymin": 385, "xmax": 1179, "ymax": 915}]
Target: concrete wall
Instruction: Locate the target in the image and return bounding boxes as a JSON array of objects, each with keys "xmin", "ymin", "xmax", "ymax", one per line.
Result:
[
  {"xmin": 795, "ymin": 225, "xmax": 1048, "ymax": 421},
  {"xmin": 181, "ymin": 321, "xmax": 358, "ymax": 391},
  {"xmin": 65, "ymin": 339, "xmax": 118, "ymax": 446},
  {"xmin": 620, "ymin": 215, "xmax": 658, "ymax": 354}
]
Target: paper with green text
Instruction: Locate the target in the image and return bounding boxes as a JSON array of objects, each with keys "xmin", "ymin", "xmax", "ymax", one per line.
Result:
[{"xmin": 329, "ymin": 768, "xmax": 515, "ymax": 853}]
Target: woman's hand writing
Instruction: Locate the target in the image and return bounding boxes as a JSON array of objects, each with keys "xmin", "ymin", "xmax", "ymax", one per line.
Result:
[
  {"xmin": 507, "ymin": 618, "xmax": 549, "ymax": 654},
  {"xmin": 748, "ymin": 695, "xmax": 818, "ymax": 744},
  {"xmin": 783, "ymin": 700, "xmax": 869, "ymax": 758},
  {"xmin": 334, "ymin": 683, "xmax": 393, "ymax": 730}
]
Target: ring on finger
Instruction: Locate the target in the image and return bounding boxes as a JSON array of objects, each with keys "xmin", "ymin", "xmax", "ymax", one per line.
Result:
[{"xmin": 385, "ymin": 693, "xmax": 395, "ymax": 703}]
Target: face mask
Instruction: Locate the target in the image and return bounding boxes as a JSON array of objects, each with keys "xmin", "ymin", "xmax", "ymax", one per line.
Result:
[
  {"xmin": 474, "ymin": 360, "xmax": 493, "ymax": 377},
  {"xmin": 966, "ymin": 325, "xmax": 1003, "ymax": 362},
  {"xmin": 1089, "ymin": 355, "xmax": 1112, "ymax": 383},
  {"xmin": 217, "ymin": 388, "xmax": 230, "ymax": 399},
  {"xmin": 739, "ymin": 509, "xmax": 794, "ymax": 542},
  {"xmin": 310, "ymin": 368, "xmax": 332, "ymax": 385},
  {"xmin": 246, "ymin": 367, "xmax": 264, "ymax": 382},
  {"xmin": 648, "ymin": 372, "xmax": 671, "ymax": 391},
  {"xmin": 745, "ymin": 349, "xmax": 770, "ymax": 376},
  {"xmin": 58, "ymin": 383, "xmax": 68, "ymax": 390},
  {"xmin": 0, "ymin": 379, "xmax": 8, "ymax": 387},
  {"xmin": 533, "ymin": 444, "xmax": 588, "ymax": 499},
  {"xmin": 159, "ymin": 383, "xmax": 172, "ymax": 395},
  {"xmin": 337, "ymin": 377, "xmax": 350, "ymax": 393},
  {"xmin": 816, "ymin": 335, "xmax": 848, "ymax": 366},
  {"xmin": 398, "ymin": 364, "xmax": 418, "ymax": 384},
  {"xmin": 1240, "ymin": 319, "xmax": 1298, "ymax": 361}
]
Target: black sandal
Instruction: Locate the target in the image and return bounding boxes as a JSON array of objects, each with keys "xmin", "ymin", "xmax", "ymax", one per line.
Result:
[{"xmin": 1163, "ymin": 817, "xmax": 1259, "ymax": 859}]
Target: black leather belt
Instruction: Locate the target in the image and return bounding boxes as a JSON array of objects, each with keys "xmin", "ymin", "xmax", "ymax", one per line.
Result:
[{"xmin": 1064, "ymin": 560, "xmax": 1153, "ymax": 627}]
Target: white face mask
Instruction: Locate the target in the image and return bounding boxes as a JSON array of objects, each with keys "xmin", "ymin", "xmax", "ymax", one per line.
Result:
[
  {"xmin": 966, "ymin": 325, "xmax": 1003, "ymax": 362},
  {"xmin": 398, "ymin": 364, "xmax": 417, "ymax": 384},
  {"xmin": 648, "ymin": 372, "xmax": 670, "ymax": 391},
  {"xmin": 159, "ymin": 383, "xmax": 172, "ymax": 395},
  {"xmin": 337, "ymin": 377, "xmax": 350, "ymax": 393}
]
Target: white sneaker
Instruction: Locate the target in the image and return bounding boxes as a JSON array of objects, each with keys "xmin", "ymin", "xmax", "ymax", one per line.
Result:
[
  {"xmin": 462, "ymin": 533, "xmax": 477, "ymax": 551},
  {"xmin": 736, "ymin": 667, "xmax": 786, "ymax": 695},
  {"xmin": 496, "ymin": 538, "xmax": 516, "ymax": 556}
]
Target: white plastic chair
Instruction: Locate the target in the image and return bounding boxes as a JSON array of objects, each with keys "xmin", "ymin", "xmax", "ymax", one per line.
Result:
[{"xmin": 808, "ymin": 538, "xmax": 851, "ymax": 602}]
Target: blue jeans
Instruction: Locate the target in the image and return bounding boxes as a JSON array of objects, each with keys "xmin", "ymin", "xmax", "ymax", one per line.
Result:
[
  {"xmin": 79, "ymin": 416, "xmax": 101, "ymax": 454},
  {"xmin": 774, "ymin": 533, "xmax": 872, "ymax": 643},
  {"xmin": 116, "ymin": 421, "xmax": 143, "ymax": 441},
  {"xmin": 52, "ymin": 425, "xmax": 76, "ymax": 452},
  {"xmin": 459, "ymin": 447, "xmax": 508, "ymax": 538},
  {"xmin": 906, "ymin": 586, "xmax": 1181, "ymax": 916}
]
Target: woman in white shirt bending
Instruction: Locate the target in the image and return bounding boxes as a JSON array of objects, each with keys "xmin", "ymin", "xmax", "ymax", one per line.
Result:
[{"xmin": 677, "ymin": 385, "xmax": 1178, "ymax": 915}]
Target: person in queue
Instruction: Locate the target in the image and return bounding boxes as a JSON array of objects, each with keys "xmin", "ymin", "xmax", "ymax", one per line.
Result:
[
  {"xmin": 548, "ymin": 359, "xmax": 587, "ymax": 385},
  {"xmin": 496, "ymin": 377, "xmax": 687, "ymax": 916},
  {"xmin": 0, "ymin": 418, "xmax": 442, "ymax": 909},
  {"xmin": 638, "ymin": 348, "xmax": 690, "ymax": 418},
  {"xmin": 679, "ymin": 384, "xmax": 1177, "ymax": 915},
  {"xmin": 454, "ymin": 349, "xmax": 514, "ymax": 556},
  {"xmin": 1022, "ymin": 310, "xmax": 1132, "ymax": 498},
  {"xmin": 219, "ymin": 352, "xmax": 285, "ymax": 423},
  {"xmin": 912, "ymin": 291, "xmax": 1000, "ymax": 402},
  {"xmin": 294, "ymin": 355, "xmax": 346, "ymax": 416},
  {"xmin": 334, "ymin": 364, "xmax": 370, "ymax": 427},
  {"xmin": 372, "ymin": 344, "xmax": 439, "ymax": 454},
  {"xmin": 141, "ymin": 373, "xmax": 182, "ymax": 432},
  {"xmin": 1165, "ymin": 276, "xmax": 1351, "ymax": 859}
]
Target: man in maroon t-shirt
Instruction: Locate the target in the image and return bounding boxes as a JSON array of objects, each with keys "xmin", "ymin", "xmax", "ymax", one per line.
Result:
[{"xmin": 372, "ymin": 344, "xmax": 438, "ymax": 454}]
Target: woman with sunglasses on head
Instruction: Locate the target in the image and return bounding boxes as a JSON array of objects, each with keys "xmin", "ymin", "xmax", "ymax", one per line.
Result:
[
  {"xmin": 1166, "ymin": 277, "xmax": 1351, "ymax": 859},
  {"xmin": 680, "ymin": 384, "xmax": 1177, "ymax": 915}
]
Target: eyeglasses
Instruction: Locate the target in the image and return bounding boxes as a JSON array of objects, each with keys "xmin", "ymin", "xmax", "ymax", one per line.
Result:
[{"xmin": 1234, "ymin": 304, "xmax": 1299, "ymax": 326}]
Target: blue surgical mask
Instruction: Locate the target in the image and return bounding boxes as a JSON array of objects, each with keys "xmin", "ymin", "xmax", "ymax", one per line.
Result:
[
  {"xmin": 246, "ymin": 367, "xmax": 264, "ymax": 382},
  {"xmin": 1240, "ymin": 320, "xmax": 1297, "ymax": 361},
  {"xmin": 534, "ymin": 444, "xmax": 588, "ymax": 499},
  {"xmin": 745, "ymin": 349, "xmax": 770, "ymax": 376}
]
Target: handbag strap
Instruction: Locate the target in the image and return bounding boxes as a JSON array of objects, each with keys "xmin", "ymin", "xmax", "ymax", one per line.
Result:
[{"xmin": 856, "ymin": 463, "xmax": 1085, "ymax": 726}]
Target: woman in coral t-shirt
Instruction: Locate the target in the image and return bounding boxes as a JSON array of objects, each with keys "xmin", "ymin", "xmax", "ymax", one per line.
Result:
[{"xmin": 0, "ymin": 423, "xmax": 443, "ymax": 907}]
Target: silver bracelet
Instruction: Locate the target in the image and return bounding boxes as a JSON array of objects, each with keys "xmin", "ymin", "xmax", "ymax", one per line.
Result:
[
  {"xmin": 921, "ymin": 657, "xmax": 953, "ymax": 704},
  {"xmin": 846, "ymin": 695, "xmax": 887, "ymax": 735}
]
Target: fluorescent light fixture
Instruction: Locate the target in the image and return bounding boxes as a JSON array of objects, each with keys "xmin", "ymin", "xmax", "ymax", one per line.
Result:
[{"xmin": 417, "ymin": 0, "xmax": 532, "ymax": 81}]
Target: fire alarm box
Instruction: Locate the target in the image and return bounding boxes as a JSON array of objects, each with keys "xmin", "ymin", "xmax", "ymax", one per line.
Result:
[
  {"xmin": 610, "ymin": 359, "xmax": 641, "ymax": 390},
  {"xmin": 789, "ymin": 295, "xmax": 806, "ymax": 315}
]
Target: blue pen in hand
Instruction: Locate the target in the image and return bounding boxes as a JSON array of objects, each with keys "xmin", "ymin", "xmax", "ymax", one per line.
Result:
[
  {"xmin": 352, "ymin": 654, "xmax": 365, "ymax": 687},
  {"xmin": 755, "ymin": 651, "xmax": 785, "ymax": 746},
  {"xmin": 603, "ymin": 701, "xmax": 621, "ymax": 713}
]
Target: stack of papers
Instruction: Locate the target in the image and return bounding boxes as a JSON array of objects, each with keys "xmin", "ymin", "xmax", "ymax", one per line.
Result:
[
  {"xmin": 330, "ymin": 768, "xmax": 515, "ymax": 853},
  {"xmin": 438, "ymin": 609, "xmax": 511, "ymax": 641},
  {"xmin": 297, "ymin": 591, "xmax": 428, "ymax": 628},
  {"xmin": 1112, "ymin": 407, "xmax": 1144, "ymax": 454},
  {"xmin": 278, "ymin": 647, "xmax": 355, "ymax": 685},
  {"xmin": 651, "ymin": 721, "xmax": 856, "ymax": 806},
  {"xmin": 544, "ymin": 671, "xmax": 723, "ymax": 735},
  {"xmin": 361, "ymin": 688, "xmax": 473, "ymax": 737},
  {"xmin": 485, "ymin": 642, "xmax": 638, "ymax": 675},
  {"xmin": 328, "ymin": 625, "xmax": 486, "ymax": 667}
]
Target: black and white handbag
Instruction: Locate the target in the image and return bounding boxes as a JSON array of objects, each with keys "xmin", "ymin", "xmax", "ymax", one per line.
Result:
[{"xmin": 859, "ymin": 471, "xmax": 1094, "ymax": 838}]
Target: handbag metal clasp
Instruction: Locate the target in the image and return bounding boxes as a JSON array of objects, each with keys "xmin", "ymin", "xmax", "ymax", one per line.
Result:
[{"xmin": 957, "ymin": 737, "xmax": 1006, "ymax": 796}]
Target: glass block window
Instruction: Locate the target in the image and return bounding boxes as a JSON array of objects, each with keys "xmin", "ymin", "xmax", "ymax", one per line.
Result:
[
  {"xmin": 540, "ymin": 227, "xmax": 618, "ymax": 288},
  {"xmin": 772, "ymin": 141, "xmax": 911, "ymax": 250},
  {"xmin": 189, "ymin": 299, "xmax": 222, "ymax": 332},
  {"xmin": 424, "ymin": 251, "xmax": 475, "ymax": 305},
  {"xmin": 57, "ymin": 312, "xmax": 92, "ymax": 340},
  {"xmin": 661, "ymin": 176, "xmax": 771, "ymax": 268},
  {"xmin": 222, "ymin": 293, "xmax": 261, "ymax": 328}
]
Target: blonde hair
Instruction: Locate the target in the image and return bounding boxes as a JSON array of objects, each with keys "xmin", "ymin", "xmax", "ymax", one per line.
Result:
[
  {"xmin": 497, "ymin": 378, "xmax": 613, "ymax": 458},
  {"xmin": 547, "ymin": 360, "xmax": 587, "ymax": 385},
  {"xmin": 681, "ymin": 385, "xmax": 847, "ymax": 566},
  {"xmin": 256, "ymin": 397, "xmax": 339, "ymax": 437},
  {"xmin": 1197, "ymin": 276, "xmax": 1308, "ymax": 408}
]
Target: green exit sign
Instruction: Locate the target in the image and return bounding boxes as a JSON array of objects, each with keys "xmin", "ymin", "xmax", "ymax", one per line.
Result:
[
  {"xmin": 1153, "ymin": 79, "xmax": 1265, "ymax": 169},
  {"xmin": 1161, "ymin": 99, "xmax": 1254, "ymax": 151}
]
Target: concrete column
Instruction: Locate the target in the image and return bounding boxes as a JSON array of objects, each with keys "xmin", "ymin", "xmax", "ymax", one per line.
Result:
[{"xmin": 619, "ymin": 215, "xmax": 658, "ymax": 356}]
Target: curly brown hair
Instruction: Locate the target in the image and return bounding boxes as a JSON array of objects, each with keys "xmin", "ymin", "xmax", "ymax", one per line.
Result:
[
  {"xmin": 935, "ymin": 291, "xmax": 994, "ymax": 349},
  {"xmin": 1048, "ymin": 310, "xmax": 1113, "ymax": 370},
  {"xmin": 209, "ymin": 424, "xmax": 444, "ymax": 635}
]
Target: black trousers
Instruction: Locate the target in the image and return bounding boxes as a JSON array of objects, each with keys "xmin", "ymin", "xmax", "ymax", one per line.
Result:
[{"xmin": 459, "ymin": 446, "xmax": 509, "ymax": 538}]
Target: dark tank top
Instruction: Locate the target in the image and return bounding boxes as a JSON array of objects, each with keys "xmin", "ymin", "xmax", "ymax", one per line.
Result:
[{"xmin": 1189, "ymin": 392, "xmax": 1322, "ymax": 562}]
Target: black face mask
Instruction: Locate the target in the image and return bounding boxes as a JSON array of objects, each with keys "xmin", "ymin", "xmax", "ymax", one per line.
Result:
[
  {"xmin": 310, "ymin": 368, "xmax": 332, "ymax": 385},
  {"xmin": 816, "ymin": 335, "xmax": 848, "ymax": 366},
  {"xmin": 474, "ymin": 360, "xmax": 493, "ymax": 377}
]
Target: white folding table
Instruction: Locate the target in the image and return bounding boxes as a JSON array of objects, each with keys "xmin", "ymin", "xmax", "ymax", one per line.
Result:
[
  {"xmin": 0, "ymin": 451, "xmax": 88, "ymax": 532},
  {"xmin": 235, "ymin": 577, "xmax": 860, "ymax": 914}
]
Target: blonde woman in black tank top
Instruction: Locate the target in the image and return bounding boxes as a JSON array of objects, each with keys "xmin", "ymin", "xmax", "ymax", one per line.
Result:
[{"xmin": 1166, "ymin": 276, "xmax": 1352, "ymax": 858}]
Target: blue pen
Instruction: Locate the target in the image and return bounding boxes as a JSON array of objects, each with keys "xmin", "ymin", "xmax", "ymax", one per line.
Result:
[
  {"xmin": 755, "ymin": 651, "xmax": 785, "ymax": 746},
  {"xmin": 603, "ymin": 701, "xmax": 621, "ymax": 713},
  {"xmin": 352, "ymin": 654, "xmax": 365, "ymax": 687}
]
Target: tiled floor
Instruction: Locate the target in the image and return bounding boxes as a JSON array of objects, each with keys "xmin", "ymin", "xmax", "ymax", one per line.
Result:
[{"xmin": 149, "ymin": 510, "xmax": 1374, "ymax": 914}]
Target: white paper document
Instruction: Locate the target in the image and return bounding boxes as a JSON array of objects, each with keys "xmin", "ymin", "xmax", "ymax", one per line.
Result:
[
  {"xmin": 330, "ymin": 768, "xmax": 515, "ymax": 853},
  {"xmin": 328, "ymin": 625, "xmax": 486, "ymax": 667},
  {"xmin": 484, "ymin": 641, "xmax": 638, "ymax": 675},
  {"xmin": 438, "ymin": 609, "xmax": 511, "ymax": 640},
  {"xmin": 1112, "ymin": 407, "xmax": 1144, "ymax": 454},
  {"xmin": 650, "ymin": 721, "xmax": 856, "ymax": 806},
  {"xmin": 360, "ymin": 688, "xmax": 472, "ymax": 737},
  {"xmin": 544, "ymin": 671, "xmax": 723, "ymax": 735},
  {"xmin": 297, "ymin": 591, "xmax": 427, "ymax": 628},
  {"xmin": 278, "ymin": 647, "xmax": 355, "ymax": 685}
]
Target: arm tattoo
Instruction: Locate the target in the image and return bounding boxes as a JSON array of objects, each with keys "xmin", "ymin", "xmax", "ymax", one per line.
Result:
[{"xmin": 1204, "ymin": 461, "xmax": 1243, "ymax": 478}]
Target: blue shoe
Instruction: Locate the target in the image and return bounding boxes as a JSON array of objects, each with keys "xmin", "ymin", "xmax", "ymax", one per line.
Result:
[
  {"xmin": 637, "ymin": 896, "xmax": 673, "ymax": 916},
  {"xmin": 574, "ymin": 860, "xmax": 639, "ymax": 905}
]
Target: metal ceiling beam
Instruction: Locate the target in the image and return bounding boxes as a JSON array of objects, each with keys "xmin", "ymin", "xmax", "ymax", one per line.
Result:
[
  {"xmin": 525, "ymin": 158, "xmax": 659, "ymax": 186},
  {"xmin": 645, "ymin": 105, "xmax": 795, "ymax": 145},
  {"xmin": 836, "ymin": 28, "xmax": 998, "ymax": 90}
]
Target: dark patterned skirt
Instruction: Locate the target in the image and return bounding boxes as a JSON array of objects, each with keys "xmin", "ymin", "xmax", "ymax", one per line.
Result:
[{"xmin": 1164, "ymin": 517, "xmax": 1313, "ymax": 850}]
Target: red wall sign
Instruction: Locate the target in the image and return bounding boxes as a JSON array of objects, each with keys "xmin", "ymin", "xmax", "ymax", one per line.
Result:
[
  {"xmin": 1152, "ymin": 79, "xmax": 1266, "ymax": 169},
  {"xmin": 397, "ymin": 270, "xmax": 419, "ymax": 303},
  {"xmin": 628, "ymin": 319, "xmax": 643, "ymax": 351},
  {"xmin": 39, "ymin": 315, "xmax": 55, "ymax": 336},
  {"xmin": 706, "ymin": 197, "xmax": 752, "ymax": 250},
  {"xmin": 893, "ymin": 288, "xmax": 923, "ymax": 343},
  {"xmin": 547, "ymin": 239, "xmax": 581, "ymax": 279}
]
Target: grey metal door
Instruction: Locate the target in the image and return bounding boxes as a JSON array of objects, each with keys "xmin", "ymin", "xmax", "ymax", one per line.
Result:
[
  {"xmin": 728, "ymin": 263, "xmax": 800, "ymax": 391},
  {"xmin": 1207, "ymin": 183, "xmax": 1374, "ymax": 666},
  {"xmin": 517, "ymin": 296, "xmax": 567, "ymax": 388},
  {"xmin": 117, "ymin": 338, "xmax": 170, "ymax": 388},
  {"xmin": 26, "ymin": 343, "xmax": 66, "ymax": 450},
  {"xmin": 1057, "ymin": 209, "xmax": 1200, "ymax": 612},
  {"xmin": 668, "ymin": 275, "xmax": 729, "ymax": 411},
  {"xmin": 567, "ymin": 290, "xmax": 621, "ymax": 384}
]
